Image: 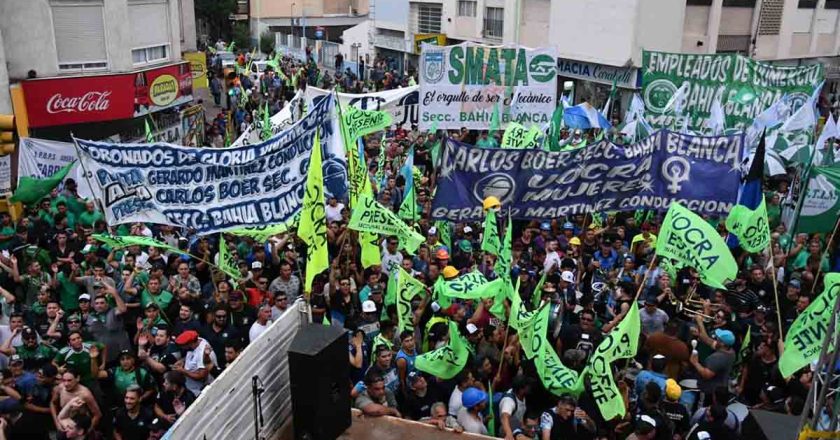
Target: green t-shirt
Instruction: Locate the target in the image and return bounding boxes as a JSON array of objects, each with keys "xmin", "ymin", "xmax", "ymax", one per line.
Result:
[
  {"xmin": 55, "ymin": 343, "xmax": 101, "ymax": 386},
  {"xmin": 17, "ymin": 343, "xmax": 57, "ymax": 369},
  {"xmin": 141, "ymin": 289, "xmax": 173, "ymax": 310},
  {"xmin": 792, "ymin": 250, "xmax": 830, "ymax": 272},
  {"xmin": 110, "ymin": 366, "xmax": 153, "ymax": 395},
  {"xmin": 476, "ymin": 137, "xmax": 498, "ymax": 149},
  {"xmin": 0, "ymin": 226, "xmax": 15, "ymax": 250},
  {"xmin": 57, "ymin": 272, "xmax": 80, "ymax": 311},
  {"xmin": 77, "ymin": 211, "xmax": 104, "ymax": 228}
]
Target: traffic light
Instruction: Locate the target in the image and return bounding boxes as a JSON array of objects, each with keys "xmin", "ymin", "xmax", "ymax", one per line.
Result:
[{"xmin": 0, "ymin": 115, "xmax": 14, "ymax": 154}]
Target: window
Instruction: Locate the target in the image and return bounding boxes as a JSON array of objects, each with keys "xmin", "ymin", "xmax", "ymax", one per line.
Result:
[
  {"xmin": 458, "ymin": 0, "xmax": 477, "ymax": 16},
  {"xmin": 798, "ymin": 0, "xmax": 817, "ymax": 7},
  {"xmin": 132, "ymin": 44, "xmax": 170, "ymax": 66},
  {"xmin": 51, "ymin": 0, "xmax": 108, "ymax": 71},
  {"xmin": 417, "ymin": 4, "xmax": 442, "ymax": 34},
  {"xmin": 484, "ymin": 7, "xmax": 504, "ymax": 39}
]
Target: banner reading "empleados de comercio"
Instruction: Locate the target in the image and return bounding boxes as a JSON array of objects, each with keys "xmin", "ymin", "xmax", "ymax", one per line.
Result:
[
  {"xmin": 432, "ymin": 131, "xmax": 743, "ymax": 222},
  {"xmin": 419, "ymin": 43, "xmax": 557, "ymax": 130},
  {"xmin": 76, "ymin": 95, "xmax": 348, "ymax": 234},
  {"xmin": 642, "ymin": 51, "xmax": 823, "ymax": 131}
]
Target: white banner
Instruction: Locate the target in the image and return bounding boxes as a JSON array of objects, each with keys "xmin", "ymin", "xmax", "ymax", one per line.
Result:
[
  {"xmin": 232, "ymin": 90, "xmax": 304, "ymax": 147},
  {"xmin": 18, "ymin": 138, "xmax": 94, "ymax": 198},
  {"xmin": 418, "ymin": 43, "xmax": 557, "ymax": 130},
  {"xmin": 0, "ymin": 156, "xmax": 10, "ymax": 197},
  {"xmin": 304, "ymin": 86, "xmax": 419, "ymax": 129},
  {"xmin": 76, "ymin": 95, "xmax": 347, "ymax": 234}
]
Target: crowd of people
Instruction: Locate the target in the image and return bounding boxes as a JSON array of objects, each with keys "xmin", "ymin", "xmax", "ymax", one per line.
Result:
[{"xmin": 0, "ymin": 41, "xmax": 835, "ymax": 440}]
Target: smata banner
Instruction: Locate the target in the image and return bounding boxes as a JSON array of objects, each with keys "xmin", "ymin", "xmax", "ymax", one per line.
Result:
[
  {"xmin": 76, "ymin": 95, "xmax": 347, "ymax": 234},
  {"xmin": 797, "ymin": 165, "xmax": 840, "ymax": 233},
  {"xmin": 305, "ymin": 86, "xmax": 419, "ymax": 129},
  {"xmin": 18, "ymin": 138, "xmax": 94, "ymax": 199},
  {"xmin": 642, "ymin": 51, "xmax": 823, "ymax": 131},
  {"xmin": 432, "ymin": 131, "xmax": 743, "ymax": 222},
  {"xmin": 418, "ymin": 43, "xmax": 557, "ymax": 130}
]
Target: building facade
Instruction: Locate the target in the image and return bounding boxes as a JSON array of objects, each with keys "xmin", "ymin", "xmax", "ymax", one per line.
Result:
[
  {"xmin": 0, "ymin": 0, "xmax": 198, "ymax": 142},
  {"xmin": 249, "ymin": 0, "xmax": 368, "ymax": 44}
]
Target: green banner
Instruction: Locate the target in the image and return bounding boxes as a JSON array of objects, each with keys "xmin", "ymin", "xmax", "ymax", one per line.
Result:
[
  {"xmin": 218, "ymin": 236, "xmax": 241, "ymax": 281},
  {"xmin": 501, "ymin": 122, "xmax": 541, "ymax": 149},
  {"xmin": 585, "ymin": 301, "xmax": 641, "ymax": 420},
  {"xmin": 415, "ymin": 320, "xmax": 469, "ymax": 379},
  {"xmin": 349, "ymin": 193, "xmax": 424, "ymax": 254},
  {"xmin": 518, "ymin": 302, "xmax": 550, "ymax": 359},
  {"xmin": 10, "ymin": 160, "xmax": 75, "ymax": 205},
  {"xmin": 228, "ymin": 220, "xmax": 297, "ymax": 242},
  {"xmin": 91, "ymin": 234, "xmax": 181, "ymax": 255},
  {"xmin": 656, "ymin": 202, "xmax": 738, "ymax": 289},
  {"xmin": 481, "ymin": 209, "xmax": 501, "ymax": 255},
  {"xmin": 342, "ymin": 106, "xmax": 393, "ymax": 142},
  {"xmin": 642, "ymin": 51, "xmax": 823, "ymax": 131},
  {"xmin": 725, "ymin": 198, "xmax": 770, "ymax": 253},
  {"xmin": 535, "ymin": 343, "xmax": 582, "ymax": 397},
  {"xmin": 779, "ymin": 273, "xmax": 840, "ymax": 378},
  {"xmin": 797, "ymin": 165, "xmax": 840, "ymax": 234},
  {"xmin": 396, "ymin": 266, "xmax": 426, "ymax": 333},
  {"xmin": 298, "ymin": 132, "xmax": 328, "ymax": 293},
  {"xmin": 436, "ymin": 271, "xmax": 501, "ymax": 300}
]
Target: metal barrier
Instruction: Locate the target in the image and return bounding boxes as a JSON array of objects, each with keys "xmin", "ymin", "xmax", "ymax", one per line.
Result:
[{"xmin": 162, "ymin": 301, "xmax": 308, "ymax": 440}]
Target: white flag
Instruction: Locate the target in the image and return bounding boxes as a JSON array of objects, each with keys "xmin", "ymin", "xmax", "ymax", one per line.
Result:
[
  {"xmin": 816, "ymin": 113, "xmax": 838, "ymax": 153},
  {"xmin": 706, "ymin": 96, "xmax": 725, "ymax": 135},
  {"xmin": 664, "ymin": 82, "xmax": 690, "ymax": 115},
  {"xmin": 780, "ymin": 81, "xmax": 824, "ymax": 132}
]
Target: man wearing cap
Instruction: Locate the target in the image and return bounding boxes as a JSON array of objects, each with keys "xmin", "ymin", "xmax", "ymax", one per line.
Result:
[
  {"xmin": 457, "ymin": 387, "xmax": 489, "ymax": 435},
  {"xmin": 436, "ymin": 248, "xmax": 450, "ymax": 267},
  {"xmin": 3, "ymin": 327, "xmax": 56, "ymax": 371},
  {"xmin": 173, "ymin": 330, "xmax": 217, "ymax": 396},
  {"xmin": 228, "ymin": 290, "xmax": 257, "ymax": 331},
  {"xmin": 91, "ymin": 345, "xmax": 156, "ymax": 404},
  {"xmin": 627, "ymin": 414, "xmax": 658, "ymax": 440},
  {"xmin": 690, "ymin": 315, "xmax": 737, "ymax": 400},
  {"xmin": 402, "ymin": 371, "xmax": 440, "ymax": 420},
  {"xmin": 661, "ymin": 379, "xmax": 690, "ymax": 440}
]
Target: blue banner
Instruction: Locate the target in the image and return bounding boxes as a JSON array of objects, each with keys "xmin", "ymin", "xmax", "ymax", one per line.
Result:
[
  {"xmin": 76, "ymin": 95, "xmax": 347, "ymax": 234},
  {"xmin": 432, "ymin": 131, "xmax": 744, "ymax": 222}
]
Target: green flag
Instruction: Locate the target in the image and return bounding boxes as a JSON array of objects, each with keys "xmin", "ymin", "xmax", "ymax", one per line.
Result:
[
  {"xmin": 436, "ymin": 220, "xmax": 451, "ymax": 249},
  {"xmin": 227, "ymin": 41, "xmax": 235, "ymax": 52},
  {"xmin": 228, "ymin": 220, "xmax": 298, "ymax": 242},
  {"xmin": 261, "ymin": 102, "xmax": 272, "ymax": 140},
  {"xmin": 656, "ymin": 203, "xmax": 737, "ymax": 289},
  {"xmin": 494, "ymin": 213, "xmax": 512, "ymax": 278},
  {"xmin": 779, "ymin": 273, "xmax": 840, "ymax": 378},
  {"xmin": 90, "ymin": 234, "xmax": 182, "ymax": 256},
  {"xmin": 415, "ymin": 321, "xmax": 469, "ymax": 379},
  {"xmin": 342, "ymin": 106, "xmax": 393, "ymax": 142},
  {"xmin": 725, "ymin": 198, "xmax": 771, "ymax": 253},
  {"xmin": 298, "ymin": 132, "xmax": 328, "ymax": 293},
  {"xmin": 398, "ymin": 184, "xmax": 419, "ymax": 221},
  {"xmin": 348, "ymin": 193, "xmax": 424, "ymax": 254},
  {"xmin": 481, "ymin": 209, "xmax": 501, "ymax": 255},
  {"xmin": 501, "ymin": 122, "xmax": 539, "ymax": 149},
  {"xmin": 489, "ymin": 276, "xmax": 514, "ymax": 322},
  {"xmin": 144, "ymin": 118, "xmax": 155, "ymax": 143},
  {"xmin": 535, "ymin": 343, "xmax": 583, "ymax": 397},
  {"xmin": 385, "ymin": 268, "xmax": 399, "ymax": 306},
  {"xmin": 375, "ymin": 133, "xmax": 387, "ymax": 185},
  {"xmin": 584, "ymin": 301, "xmax": 641, "ymax": 420},
  {"xmin": 10, "ymin": 161, "xmax": 75, "ymax": 205},
  {"xmin": 489, "ymin": 102, "xmax": 501, "ymax": 139},
  {"xmin": 322, "ymin": 314, "xmax": 330, "ymax": 326},
  {"xmin": 396, "ymin": 266, "xmax": 426, "ymax": 333},
  {"xmin": 547, "ymin": 105, "xmax": 565, "ymax": 151},
  {"xmin": 531, "ymin": 271, "xmax": 547, "ymax": 309},
  {"xmin": 738, "ymin": 327, "xmax": 752, "ymax": 365},
  {"xmin": 796, "ymin": 165, "xmax": 840, "ymax": 234},
  {"xmin": 487, "ymin": 382, "xmax": 496, "ymax": 436},
  {"xmin": 217, "ymin": 235, "xmax": 241, "ymax": 281},
  {"xmin": 436, "ymin": 271, "xmax": 502, "ymax": 300},
  {"xmin": 518, "ymin": 302, "xmax": 551, "ymax": 359}
]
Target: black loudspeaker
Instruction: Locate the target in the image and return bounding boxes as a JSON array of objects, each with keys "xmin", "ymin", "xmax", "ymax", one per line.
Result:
[{"xmin": 288, "ymin": 324, "xmax": 351, "ymax": 440}]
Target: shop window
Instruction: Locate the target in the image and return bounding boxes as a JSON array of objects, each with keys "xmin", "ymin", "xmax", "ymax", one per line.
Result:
[
  {"xmin": 827, "ymin": 0, "xmax": 840, "ymax": 9},
  {"xmin": 458, "ymin": 0, "xmax": 477, "ymax": 17},
  {"xmin": 132, "ymin": 44, "xmax": 170, "ymax": 66},
  {"xmin": 417, "ymin": 4, "xmax": 442, "ymax": 34},
  {"xmin": 687, "ymin": 0, "xmax": 713, "ymax": 5},
  {"xmin": 798, "ymin": 0, "xmax": 817, "ymax": 7},
  {"xmin": 51, "ymin": 0, "xmax": 108, "ymax": 71},
  {"xmin": 484, "ymin": 7, "xmax": 504, "ymax": 39}
]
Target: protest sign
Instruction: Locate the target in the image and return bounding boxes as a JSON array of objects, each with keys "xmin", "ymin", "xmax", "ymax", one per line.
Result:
[
  {"xmin": 725, "ymin": 198, "xmax": 770, "ymax": 253},
  {"xmin": 657, "ymin": 203, "xmax": 738, "ymax": 289},
  {"xmin": 435, "ymin": 271, "xmax": 499, "ymax": 300},
  {"xmin": 642, "ymin": 51, "xmax": 823, "ymax": 131},
  {"xmin": 585, "ymin": 302, "xmax": 640, "ymax": 420},
  {"xmin": 432, "ymin": 131, "xmax": 743, "ymax": 222},
  {"xmin": 76, "ymin": 95, "xmax": 347, "ymax": 234},
  {"xmin": 348, "ymin": 193, "xmax": 424, "ymax": 254},
  {"xmin": 183, "ymin": 51, "xmax": 209, "ymax": 89},
  {"xmin": 797, "ymin": 165, "xmax": 840, "ymax": 234},
  {"xmin": 501, "ymin": 122, "xmax": 541, "ymax": 149},
  {"xmin": 396, "ymin": 267, "xmax": 426, "ymax": 333},
  {"xmin": 779, "ymin": 274, "xmax": 840, "ymax": 378},
  {"xmin": 535, "ymin": 344, "xmax": 582, "ymax": 397},
  {"xmin": 305, "ymin": 86, "xmax": 419, "ymax": 129},
  {"xmin": 418, "ymin": 43, "xmax": 557, "ymax": 130},
  {"xmin": 415, "ymin": 321, "xmax": 469, "ymax": 379},
  {"xmin": 18, "ymin": 138, "xmax": 94, "ymax": 198},
  {"xmin": 342, "ymin": 106, "xmax": 393, "ymax": 142}
]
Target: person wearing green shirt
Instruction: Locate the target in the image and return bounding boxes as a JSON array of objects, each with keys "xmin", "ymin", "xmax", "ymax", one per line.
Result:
[
  {"xmin": 5, "ymin": 327, "xmax": 56, "ymax": 371},
  {"xmin": 141, "ymin": 303, "xmax": 168, "ymax": 331},
  {"xmin": 54, "ymin": 330, "xmax": 102, "ymax": 388},
  {"xmin": 77, "ymin": 201, "xmax": 105, "ymax": 229},
  {"xmin": 141, "ymin": 278, "xmax": 174, "ymax": 312},
  {"xmin": 9, "ymin": 257, "xmax": 54, "ymax": 308},
  {"xmin": 0, "ymin": 213, "xmax": 15, "ymax": 250},
  {"xmin": 53, "ymin": 201, "xmax": 77, "ymax": 231},
  {"xmin": 92, "ymin": 348, "xmax": 155, "ymax": 403},
  {"xmin": 792, "ymin": 240, "xmax": 830, "ymax": 273},
  {"xmin": 476, "ymin": 132, "xmax": 499, "ymax": 149}
]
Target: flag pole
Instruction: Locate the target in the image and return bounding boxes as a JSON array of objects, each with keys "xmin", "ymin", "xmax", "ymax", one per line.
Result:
[
  {"xmin": 633, "ymin": 255, "xmax": 658, "ymax": 302},
  {"xmin": 809, "ymin": 215, "xmax": 840, "ymax": 295},
  {"xmin": 785, "ymin": 140, "xmax": 821, "ymax": 255},
  {"xmin": 70, "ymin": 134, "xmax": 114, "ymax": 236},
  {"xmin": 767, "ymin": 241, "xmax": 785, "ymax": 340}
]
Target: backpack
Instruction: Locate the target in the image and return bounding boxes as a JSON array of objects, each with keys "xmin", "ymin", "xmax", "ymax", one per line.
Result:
[{"xmin": 492, "ymin": 390, "xmax": 518, "ymax": 434}]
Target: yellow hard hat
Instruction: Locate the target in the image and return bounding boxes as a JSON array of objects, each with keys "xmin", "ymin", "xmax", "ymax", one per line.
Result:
[
  {"xmin": 442, "ymin": 266, "xmax": 459, "ymax": 279},
  {"xmin": 483, "ymin": 196, "xmax": 501, "ymax": 211},
  {"xmin": 569, "ymin": 237, "xmax": 581, "ymax": 246},
  {"xmin": 665, "ymin": 379, "xmax": 682, "ymax": 401}
]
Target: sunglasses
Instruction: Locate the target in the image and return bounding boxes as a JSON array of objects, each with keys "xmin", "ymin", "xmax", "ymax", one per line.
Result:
[{"xmin": 215, "ymin": 314, "xmax": 227, "ymax": 318}]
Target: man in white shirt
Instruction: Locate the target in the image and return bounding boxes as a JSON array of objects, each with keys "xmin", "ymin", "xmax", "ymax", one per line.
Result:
[
  {"xmin": 380, "ymin": 237, "xmax": 403, "ymax": 275},
  {"xmin": 544, "ymin": 240, "xmax": 563, "ymax": 273},
  {"xmin": 325, "ymin": 196, "xmax": 345, "ymax": 223},
  {"xmin": 249, "ymin": 305, "xmax": 273, "ymax": 342},
  {"xmin": 174, "ymin": 330, "xmax": 217, "ymax": 396}
]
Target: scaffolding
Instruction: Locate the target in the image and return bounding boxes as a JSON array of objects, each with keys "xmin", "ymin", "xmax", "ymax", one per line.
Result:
[{"xmin": 799, "ymin": 292, "xmax": 840, "ymax": 440}]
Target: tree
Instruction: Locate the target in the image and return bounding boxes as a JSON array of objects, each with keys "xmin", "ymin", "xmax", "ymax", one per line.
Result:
[
  {"xmin": 195, "ymin": 0, "xmax": 236, "ymax": 41},
  {"xmin": 260, "ymin": 31, "xmax": 275, "ymax": 56},
  {"xmin": 232, "ymin": 22, "xmax": 251, "ymax": 52}
]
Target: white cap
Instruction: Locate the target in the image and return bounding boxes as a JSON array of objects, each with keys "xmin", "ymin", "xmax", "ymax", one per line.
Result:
[
  {"xmin": 653, "ymin": 354, "xmax": 666, "ymax": 360},
  {"xmin": 430, "ymin": 301, "xmax": 441, "ymax": 313},
  {"xmin": 428, "ymin": 227, "xmax": 437, "ymax": 235},
  {"xmin": 466, "ymin": 323, "xmax": 479, "ymax": 335},
  {"xmin": 561, "ymin": 271, "xmax": 575, "ymax": 283},
  {"xmin": 251, "ymin": 261, "xmax": 263, "ymax": 269},
  {"xmin": 362, "ymin": 300, "xmax": 377, "ymax": 313},
  {"xmin": 78, "ymin": 293, "xmax": 91, "ymax": 301},
  {"xmin": 696, "ymin": 432, "xmax": 710, "ymax": 440},
  {"xmin": 463, "ymin": 226, "xmax": 473, "ymax": 234},
  {"xmin": 639, "ymin": 414, "xmax": 657, "ymax": 428}
]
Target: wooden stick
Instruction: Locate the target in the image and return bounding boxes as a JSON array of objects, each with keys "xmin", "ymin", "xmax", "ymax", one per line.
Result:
[
  {"xmin": 633, "ymin": 255, "xmax": 658, "ymax": 302},
  {"xmin": 767, "ymin": 241, "xmax": 786, "ymax": 340},
  {"xmin": 494, "ymin": 321, "xmax": 512, "ymax": 383},
  {"xmin": 810, "ymin": 215, "xmax": 840, "ymax": 295}
]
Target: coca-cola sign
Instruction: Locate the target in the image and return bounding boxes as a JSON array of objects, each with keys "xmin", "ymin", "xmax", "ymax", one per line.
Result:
[
  {"xmin": 22, "ymin": 62, "xmax": 192, "ymax": 128},
  {"xmin": 46, "ymin": 91, "xmax": 112, "ymax": 114}
]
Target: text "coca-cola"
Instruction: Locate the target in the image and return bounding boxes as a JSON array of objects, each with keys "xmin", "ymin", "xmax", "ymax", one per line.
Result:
[{"xmin": 46, "ymin": 91, "xmax": 112, "ymax": 114}]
